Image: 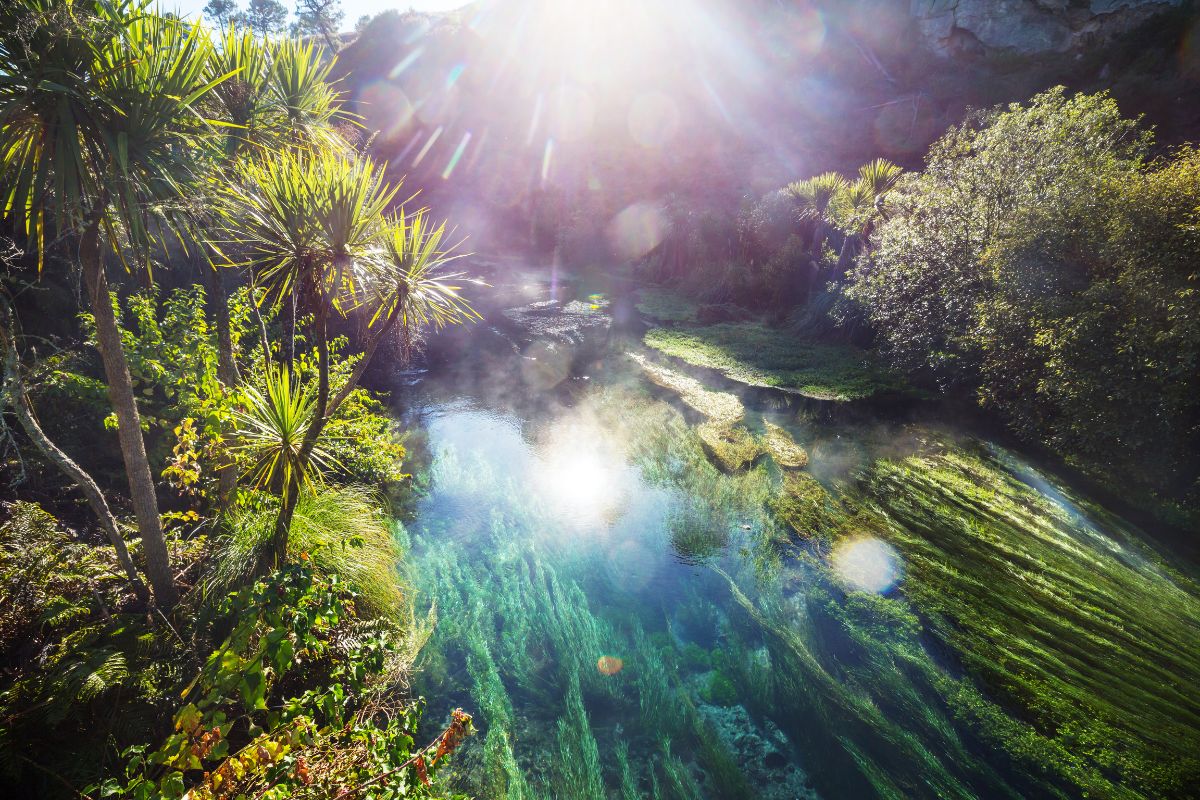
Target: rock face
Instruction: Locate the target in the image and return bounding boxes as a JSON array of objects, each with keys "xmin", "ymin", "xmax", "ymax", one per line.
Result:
[{"xmin": 911, "ymin": 0, "xmax": 1184, "ymax": 55}]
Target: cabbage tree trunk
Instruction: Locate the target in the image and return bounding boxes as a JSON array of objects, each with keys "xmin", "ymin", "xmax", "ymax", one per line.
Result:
[
  {"xmin": 80, "ymin": 219, "xmax": 178, "ymax": 608},
  {"xmin": 2, "ymin": 338, "xmax": 150, "ymax": 604},
  {"xmin": 204, "ymin": 263, "xmax": 239, "ymax": 508}
]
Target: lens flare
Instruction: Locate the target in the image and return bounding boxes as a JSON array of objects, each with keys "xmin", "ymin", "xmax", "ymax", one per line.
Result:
[
  {"xmin": 412, "ymin": 126, "xmax": 443, "ymax": 167},
  {"xmin": 541, "ymin": 138, "xmax": 555, "ymax": 183},
  {"xmin": 831, "ymin": 536, "xmax": 902, "ymax": 594},
  {"xmin": 1183, "ymin": 16, "xmax": 1200, "ymax": 80},
  {"xmin": 597, "ymin": 655, "xmax": 624, "ymax": 675},
  {"xmin": 442, "ymin": 132, "xmax": 472, "ymax": 180},
  {"xmin": 770, "ymin": 6, "xmax": 826, "ymax": 64},
  {"xmin": 359, "ymin": 81, "xmax": 414, "ymax": 144},
  {"xmin": 387, "ymin": 47, "xmax": 423, "ymax": 80},
  {"xmin": 550, "ymin": 84, "xmax": 596, "ymax": 143},
  {"xmin": 535, "ymin": 421, "xmax": 621, "ymax": 526},
  {"xmin": 607, "ymin": 203, "xmax": 667, "ymax": 260}
]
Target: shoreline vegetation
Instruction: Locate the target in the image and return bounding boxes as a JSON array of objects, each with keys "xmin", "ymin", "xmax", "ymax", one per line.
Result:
[
  {"xmin": 1, "ymin": 1, "xmax": 479, "ymax": 795},
  {"xmin": 0, "ymin": 1, "xmax": 1197, "ymax": 798}
]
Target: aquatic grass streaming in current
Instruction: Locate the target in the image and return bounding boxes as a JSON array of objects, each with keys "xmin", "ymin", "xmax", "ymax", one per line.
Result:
[
  {"xmin": 400, "ymin": 343, "xmax": 1200, "ymax": 799},
  {"xmin": 643, "ymin": 323, "xmax": 908, "ymax": 401}
]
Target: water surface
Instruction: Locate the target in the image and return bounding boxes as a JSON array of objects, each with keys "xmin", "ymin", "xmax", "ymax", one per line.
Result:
[{"xmin": 392, "ymin": 268, "xmax": 1200, "ymax": 800}]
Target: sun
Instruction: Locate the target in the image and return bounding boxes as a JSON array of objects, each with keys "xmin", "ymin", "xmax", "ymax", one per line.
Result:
[{"xmin": 517, "ymin": 0, "xmax": 666, "ymax": 88}]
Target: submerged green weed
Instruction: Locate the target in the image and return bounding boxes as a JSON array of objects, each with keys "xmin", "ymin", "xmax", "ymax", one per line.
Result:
[
  {"xmin": 407, "ymin": 379, "xmax": 1198, "ymax": 800},
  {"xmin": 763, "ymin": 421, "xmax": 808, "ymax": 469},
  {"xmin": 858, "ymin": 444, "xmax": 1200, "ymax": 797},
  {"xmin": 644, "ymin": 323, "xmax": 906, "ymax": 400}
]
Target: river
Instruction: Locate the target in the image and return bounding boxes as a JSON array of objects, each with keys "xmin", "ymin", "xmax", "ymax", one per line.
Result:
[{"xmin": 388, "ymin": 259, "xmax": 1200, "ymax": 800}]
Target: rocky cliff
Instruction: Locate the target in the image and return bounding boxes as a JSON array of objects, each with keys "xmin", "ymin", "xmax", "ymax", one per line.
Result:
[{"xmin": 912, "ymin": 0, "xmax": 1185, "ymax": 55}]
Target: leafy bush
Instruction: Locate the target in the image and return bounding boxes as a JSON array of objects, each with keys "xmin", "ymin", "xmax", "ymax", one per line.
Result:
[
  {"xmin": 848, "ymin": 87, "xmax": 1200, "ymax": 519},
  {"xmin": 79, "ymin": 287, "xmax": 407, "ymax": 502},
  {"xmin": 0, "ymin": 502, "xmax": 129, "ymax": 655},
  {"xmin": 101, "ymin": 564, "xmax": 471, "ymax": 800},
  {"xmin": 0, "ymin": 503, "xmax": 181, "ymax": 792}
]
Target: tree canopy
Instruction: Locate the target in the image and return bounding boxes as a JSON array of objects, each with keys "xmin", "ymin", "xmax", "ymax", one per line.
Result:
[{"xmin": 847, "ymin": 88, "xmax": 1200, "ymax": 519}]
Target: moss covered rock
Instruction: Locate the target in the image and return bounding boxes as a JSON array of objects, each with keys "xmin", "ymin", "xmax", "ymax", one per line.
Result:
[
  {"xmin": 630, "ymin": 352, "xmax": 743, "ymax": 425},
  {"xmin": 698, "ymin": 422, "xmax": 764, "ymax": 473}
]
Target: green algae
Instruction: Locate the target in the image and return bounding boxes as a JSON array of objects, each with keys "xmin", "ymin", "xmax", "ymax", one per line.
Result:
[
  {"xmin": 700, "ymin": 672, "xmax": 738, "ymax": 706},
  {"xmin": 769, "ymin": 472, "xmax": 841, "ymax": 541},
  {"xmin": 411, "ymin": 422, "xmax": 768, "ymax": 799},
  {"xmin": 644, "ymin": 322, "xmax": 907, "ymax": 401},
  {"xmin": 630, "ymin": 352, "xmax": 765, "ymax": 472},
  {"xmin": 856, "ymin": 443, "xmax": 1200, "ymax": 797},
  {"xmin": 407, "ymin": 369, "xmax": 1199, "ymax": 800},
  {"xmin": 667, "ymin": 505, "xmax": 729, "ymax": 566},
  {"xmin": 629, "ymin": 352, "xmax": 744, "ymax": 425},
  {"xmin": 696, "ymin": 421, "xmax": 763, "ymax": 472},
  {"xmin": 619, "ymin": 378, "xmax": 1199, "ymax": 797},
  {"xmin": 555, "ymin": 674, "xmax": 606, "ymax": 799},
  {"xmin": 757, "ymin": 431, "xmax": 1200, "ymax": 797},
  {"xmin": 615, "ymin": 740, "xmax": 641, "ymax": 800}
]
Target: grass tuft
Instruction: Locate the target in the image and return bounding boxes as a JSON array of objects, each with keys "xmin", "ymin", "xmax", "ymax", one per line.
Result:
[{"xmin": 210, "ymin": 485, "xmax": 405, "ymax": 618}]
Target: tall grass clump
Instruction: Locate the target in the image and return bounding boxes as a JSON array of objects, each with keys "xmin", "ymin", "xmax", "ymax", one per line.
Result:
[{"xmin": 210, "ymin": 485, "xmax": 405, "ymax": 618}]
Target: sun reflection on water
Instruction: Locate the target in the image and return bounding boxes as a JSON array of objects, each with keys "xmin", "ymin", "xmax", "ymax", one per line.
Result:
[{"xmin": 535, "ymin": 422, "xmax": 623, "ymax": 527}]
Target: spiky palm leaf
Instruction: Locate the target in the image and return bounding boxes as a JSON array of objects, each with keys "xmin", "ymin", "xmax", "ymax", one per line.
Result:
[
  {"xmin": 786, "ymin": 172, "xmax": 848, "ymax": 221},
  {"xmin": 857, "ymin": 158, "xmax": 904, "ymax": 197},
  {"xmin": 843, "ymin": 178, "xmax": 877, "ymax": 213},
  {"xmin": 216, "ymin": 147, "xmax": 397, "ymax": 315},
  {"xmin": 205, "ymin": 24, "xmax": 273, "ymax": 159},
  {"xmin": 369, "ymin": 209, "xmax": 481, "ymax": 335},
  {"xmin": 232, "ymin": 365, "xmax": 340, "ymax": 500},
  {"xmin": 0, "ymin": 0, "xmax": 229, "ymax": 268},
  {"xmin": 267, "ymin": 37, "xmax": 346, "ymax": 150}
]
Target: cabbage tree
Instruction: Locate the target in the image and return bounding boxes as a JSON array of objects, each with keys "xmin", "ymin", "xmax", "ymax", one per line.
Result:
[
  {"xmin": 220, "ymin": 145, "xmax": 478, "ymax": 564},
  {"xmin": 0, "ymin": 0, "xmax": 231, "ymax": 607}
]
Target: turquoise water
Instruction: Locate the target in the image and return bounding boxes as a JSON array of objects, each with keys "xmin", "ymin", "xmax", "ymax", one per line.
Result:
[{"xmin": 393, "ymin": 282, "xmax": 1200, "ymax": 799}]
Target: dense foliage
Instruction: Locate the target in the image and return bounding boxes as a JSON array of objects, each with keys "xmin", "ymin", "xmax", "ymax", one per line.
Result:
[
  {"xmin": 0, "ymin": 1, "xmax": 479, "ymax": 796},
  {"xmin": 100, "ymin": 563, "xmax": 470, "ymax": 800},
  {"xmin": 846, "ymin": 88, "xmax": 1200, "ymax": 520},
  {"xmin": 1, "ymin": 0, "xmax": 1197, "ymax": 797}
]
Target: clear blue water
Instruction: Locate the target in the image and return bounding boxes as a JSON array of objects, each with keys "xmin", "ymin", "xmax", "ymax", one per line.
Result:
[{"xmin": 390, "ymin": 273, "xmax": 1200, "ymax": 800}]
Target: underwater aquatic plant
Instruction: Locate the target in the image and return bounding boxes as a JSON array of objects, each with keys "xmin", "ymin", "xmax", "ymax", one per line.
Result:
[
  {"xmin": 700, "ymin": 672, "xmax": 738, "ymax": 706},
  {"xmin": 762, "ymin": 421, "xmax": 808, "ymax": 469},
  {"xmin": 643, "ymin": 323, "xmax": 905, "ymax": 401}
]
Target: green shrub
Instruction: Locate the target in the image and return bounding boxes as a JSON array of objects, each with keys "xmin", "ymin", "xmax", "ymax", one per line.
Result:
[
  {"xmin": 0, "ymin": 503, "xmax": 180, "ymax": 793},
  {"xmin": 101, "ymin": 563, "xmax": 472, "ymax": 800},
  {"xmin": 847, "ymin": 87, "xmax": 1200, "ymax": 519}
]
